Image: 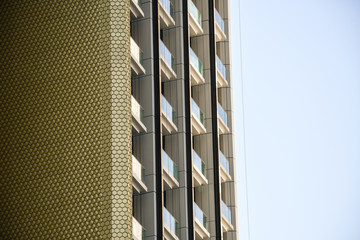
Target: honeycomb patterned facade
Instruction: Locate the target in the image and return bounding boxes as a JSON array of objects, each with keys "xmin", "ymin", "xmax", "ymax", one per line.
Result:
[{"xmin": 0, "ymin": 1, "xmax": 132, "ymax": 239}]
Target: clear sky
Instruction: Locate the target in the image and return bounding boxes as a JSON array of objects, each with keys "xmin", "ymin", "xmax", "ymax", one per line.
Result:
[{"xmin": 230, "ymin": 0, "xmax": 360, "ymax": 239}]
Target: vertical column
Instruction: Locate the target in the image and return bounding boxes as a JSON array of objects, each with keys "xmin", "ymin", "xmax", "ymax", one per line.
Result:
[
  {"xmin": 217, "ymin": 0, "xmax": 238, "ymax": 238},
  {"xmin": 152, "ymin": 0, "xmax": 164, "ymax": 239},
  {"xmin": 132, "ymin": 0, "xmax": 159, "ymax": 239},
  {"xmin": 109, "ymin": 0, "xmax": 133, "ymax": 238},
  {"xmin": 182, "ymin": 0, "xmax": 195, "ymax": 239},
  {"xmin": 208, "ymin": 0, "xmax": 222, "ymax": 239}
]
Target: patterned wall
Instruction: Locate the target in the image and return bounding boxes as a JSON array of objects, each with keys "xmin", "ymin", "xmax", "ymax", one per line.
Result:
[{"xmin": 0, "ymin": 1, "xmax": 132, "ymax": 239}]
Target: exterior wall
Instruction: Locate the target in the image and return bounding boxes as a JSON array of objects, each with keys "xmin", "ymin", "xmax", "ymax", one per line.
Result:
[
  {"xmin": 0, "ymin": 1, "xmax": 132, "ymax": 239},
  {"xmin": 1, "ymin": 0, "xmax": 238, "ymax": 239},
  {"xmin": 131, "ymin": 0, "xmax": 158, "ymax": 238},
  {"xmin": 217, "ymin": 0, "xmax": 238, "ymax": 238}
]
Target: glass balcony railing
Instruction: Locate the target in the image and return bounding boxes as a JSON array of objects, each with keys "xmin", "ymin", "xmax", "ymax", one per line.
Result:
[
  {"xmin": 218, "ymin": 103, "xmax": 227, "ymax": 126},
  {"xmin": 133, "ymin": 217, "xmax": 144, "ymax": 240},
  {"xmin": 160, "ymin": 40, "xmax": 176, "ymax": 72},
  {"xmin": 132, "ymin": 155, "xmax": 146, "ymax": 184},
  {"xmin": 161, "ymin": 95, "xmax": 176, "ymax": 125},
  {"xmin": 163, "ymin": 150, "xmax": 178, "ymax": 180},
  {"xmin": 132, "ymin": 96, "xmax": 145, "ymax": 124},
  {"xmin": 164, "ymin": 207, "xmax": 179, "ymax": 237},
  {"xmin": 130, "ymin": 37, "xmax": 144, "ymax": 65},
  {"xmin": 221, "ymin": 200, "xmax": 232, "ymax": 224},
  {"xmin": 193, "ymin": 150, "xmax": 206, "ymax": 177},
  {"xmin": 194, "ymin": 203, "xmax": 208, "ymax": 230},
  {"xmin": 215, "ymin": 9, "xmax": 225, "ymax": 33},
  {"xmin": 219, "ymin": 151, "xmax": 230, "ymax": 175},
  {"xmin": 216, "ymin": 55, "xmax": 226, "ymax": 79},
  {"xmin": 190, "ymin": 48, "xmax": 203, "ymax": 75},
  {"xmin": 191, "ymin": 99, "xmax": 205, "ymax": 125},
  {"xmin": 189, "ymin": 0, "xmax": 202, "ymax": 26},
  {"xmin": 160, "ymin": 0, "xmax": 174, "ymax": 18}
]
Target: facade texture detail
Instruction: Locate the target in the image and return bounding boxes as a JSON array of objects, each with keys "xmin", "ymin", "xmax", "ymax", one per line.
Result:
[
  {"xmin": 1, "ymin": 1, "xmax": 132, "ymax": 239},
  {"xmin": 1, "ymin": 0, "xmax": 237, "ymax": 239}
]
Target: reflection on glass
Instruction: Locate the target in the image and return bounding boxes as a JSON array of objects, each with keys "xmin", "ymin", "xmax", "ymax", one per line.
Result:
[
  {"xmin": 160, "ymin": 40, "xmax": 176, "ymax": 72},
  {"xmin": 190, "ymin": 48, "xmax": 203, "ymax": 75},
  {"xmin": 132, "ymin": 95, "xmax": 145, "ymax": 124},
  {"xmin": 194, "ymin": 202, "xmax": 208, "ymax": 229},
  {"xmin": 221, "ymin": 200, "xmax": 232, "ymax": 224},
  {"xmin": 130, "ymin": 37, "xmax": 144, "ymax": 65},
  {"xmin": 216, "ymin": 55, "xmax": 226, "ymax": 79},
  {"xmin": 164, "ymin": 207, "xmax": 179, "ymax": 236},
  {"xmin": 161, "ymin": 95, "xmax": 176, "ymax": 125},
  {"xmin": 215, "ymin": 9, "xmax": 225, "ymax": 33},
  {"xmin": 219, "ymin": 151, "xmax": 230, "ymax": 175},
  {"xmin": 192, "ymin": 99, "xmax": 205, "ymax": 125},
  {"xmin": 132, "ymin": 155, "xmax": 146, "ymax": 184},
  {"xmin": 160, "ymin": 0, "xmax": 174, "ymax": 18},
  {"xmin": 218, "ymin": 103, "xmax": 227, "ymax": 126},
  {"xmin": 189, "ymin": 0, "xmax": 202, "ymax": 26},
  {"xmin": 132, "ymin": 217, "xmax": 144, "ymax": 240},
  {"xmin": 163, "ymin": 150, "xmax": 178, "ymax": 180},
  {"xmin": 193, "ymin": 150, "xmax": 206, "ymax": 177}
]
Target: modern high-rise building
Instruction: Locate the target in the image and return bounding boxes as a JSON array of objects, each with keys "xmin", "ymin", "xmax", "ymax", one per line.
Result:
[{"xmin": 1, "ymin": 0, "xmax": 237, "ymax": 239}]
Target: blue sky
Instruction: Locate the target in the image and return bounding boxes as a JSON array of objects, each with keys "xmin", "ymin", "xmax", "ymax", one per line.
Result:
[{"xmin": 231, "ymin": 0, "xmax": 360, "ymax": 239}]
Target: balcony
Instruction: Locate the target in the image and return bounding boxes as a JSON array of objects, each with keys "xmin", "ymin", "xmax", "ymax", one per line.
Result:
[
  {"xmin": 194, "ymin": 203, "xmax": 210, "ymax": 239},
  {"xmin": 189, "ymin": 0, "xmax": 203, "ymax": 36},
  {"xmin": 132, "ymin": 96, "xmax": 147, "ymax": 133},
  {"xmin": 159, "ymin": 0, "xmax": 175, "ymax": 28},
  {"xmin": 164, "ymin": 207, "xmax": 179, "ymax": 240},
  {"xmin": 132, "ymin": 155, "xmax": 147, "ymax": 193},
  {"xmin": 133, "ymin": 217, "xmax": 144, "ymax": 240},
  {"xmin": 193, "ymin": 150, "xmax": 207, "ymax": 186},
  {"xmin": 130, "ymin": 0, "xmax": 144, "ymax": 19},
  {"xmin": 191, "ymin": 99, "xmax": 206, "ymax": 135},
  {"xmin": 216, "ymin": 56, "xmax": 228, "ymax": 87},
  {"xmin": 221, "ymin": 200, "xmax": 234, "ymax": 232},
  {"xmin": 161, "ymin": 95, "xmax": 178, "ymax": 134},
  {"xmin": 218, "ymin": 103, "xmax": 229, "ymax": 134},
  {"xmin": 215, "ymin": 9, "xmax": 226, "ymax": 41},
  {"xmin": 219, "ymin": 151, "xmax": 231, "ymax": 182},
  {"xmin": 131, "ymin": 37, "xmax": 146, "ymax": 75},
  {"xmin": 160, "ymin": 40, "xmax": 177, "ymax": 81},
  {"xmin": 190, "ymin": 48, "xmax": 205, "ymax": 85},
  {"xmin": 163, "ymin": 150, "xmax": 179, "ymax": 189}
]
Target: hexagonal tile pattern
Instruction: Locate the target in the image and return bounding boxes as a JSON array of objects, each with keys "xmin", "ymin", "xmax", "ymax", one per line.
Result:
[{"xmin": 0, "ymin": 1, "xmax": 132, "ymax": 239}]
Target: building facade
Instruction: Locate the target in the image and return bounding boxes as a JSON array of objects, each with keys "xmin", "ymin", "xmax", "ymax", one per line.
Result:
[{"xmin": 1, "ymin": 0, "xmax": 237, "ymax": 239}]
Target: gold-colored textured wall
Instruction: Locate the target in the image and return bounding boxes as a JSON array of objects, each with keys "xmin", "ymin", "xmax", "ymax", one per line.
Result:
[{"xmin": 0, "ymin": 1, "xmax": 132, "ymax": 239}]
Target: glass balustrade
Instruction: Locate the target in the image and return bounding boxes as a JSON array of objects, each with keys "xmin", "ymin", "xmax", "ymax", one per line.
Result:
[
  {"xmin": 219, "ymin": 151, "xmax": 230, "ymax": 175},
  {"xmin": 193, "ymin": 150, "xmax": 206, "ymax": 177},
  {"xmin": 221, "ymin": 200, "xmax": 232, "ymax": 224},
  {"xmin": 190, "ymin": 48, "xmax": 203, "ymax": 75},
  {"xmin": 194, "ymin": 203, "xmax": 208, "ymax": 230},
  {"xmin": 164, "ymin": 207, "xmax": 179, "ymax": 237},
  {"xmin": 189, "ymin": 0, "xmax": 202, "ymax": 26},
  {"xmin": 160, "ymin": 40, "xmax": 176, "ymax": 72},
  {"xmin": 218, "ymin": 103, "xmax": 228, "ymax": 126},
  {"xmin": 132, "ymin": 155, "xmax": 146, "ymax": 184},
  {"xmin": 215, "ymin": 9, "xmax": 225, "ymax": 33},
  {"xmin": 160, "ymin": 0, "xmax": 174, "ymax": 18},
  {"xmin": 132, "ymin": 96, "xmax": 145, "ymax": 124},
  {"xmin": 161, "ymin": 95, "xmax": 176, "ymax": 125},
  {"xmin": 133, "ymin": 217, "xmax": 144, "ymax": 240},
  {"xmin": 216, "ymin": 55, "xmax": 226, "ymax": 79},
  {"xmin": 163, "ymin": 150, "xmax": 178, "ymax": 180},
  {"xmin": 191, "ymin": 99, "xmax": 205, "ymax": 125},
  {"xmin": 130, "ymin": 37, "xmax": 144, "ymax": 65}
]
